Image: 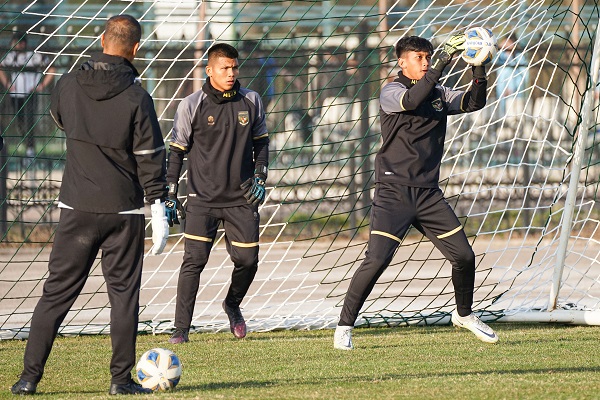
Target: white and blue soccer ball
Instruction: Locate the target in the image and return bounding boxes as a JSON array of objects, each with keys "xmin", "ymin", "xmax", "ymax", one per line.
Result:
[
  {"xmin": 136, "ymin": 348, "xmax": 182, "ymax": 391},
  {"xmin": 461, "ymin": 27, "xmax": 497, "ymax": 66}
]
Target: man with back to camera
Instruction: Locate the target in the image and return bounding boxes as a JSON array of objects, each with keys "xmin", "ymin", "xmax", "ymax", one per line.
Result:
[
  {"xmin": 166, "ymin": 43, "xmax": 269, "ymax": 344},
  {"xmin": 333, "ymin": 34, "xmax": 499, "ymax": 350},
  {"xmin": 11, "ymin": 14, "xmax": 169, "ymax": 395}
]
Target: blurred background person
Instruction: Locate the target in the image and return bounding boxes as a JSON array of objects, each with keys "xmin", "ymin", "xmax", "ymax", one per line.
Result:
[
  {"xmin": 0, "ymin": 34, "xmax": 55, "ymax": 163},
  {"xmin": 494, "ymin": 34, "xmax": 528, "ymax": 122}
]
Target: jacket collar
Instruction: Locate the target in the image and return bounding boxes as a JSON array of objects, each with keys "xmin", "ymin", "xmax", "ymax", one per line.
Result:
[
  {"xmin": 76, "ymin": 52, "xmax": 139, "ymax": 101},
  {"xmin": 83, "ymin": 52, "xmax": 140, "ymax": 76},
  {"xmin": 395, "ymin": 71, "xmax": 419, "ymax": 88},
  {"xmin": 202, "ymin": 78, "xmax": 241, "ymax": 104}
]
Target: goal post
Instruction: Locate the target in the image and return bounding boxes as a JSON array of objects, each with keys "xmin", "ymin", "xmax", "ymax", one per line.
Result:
[
  {"xmin": 0, "ymin": 0, "xmax": 599, "ymax": 339},
  {"xmin": 548, "ymin": 15, "xmax": 600, "ymax": 312}
]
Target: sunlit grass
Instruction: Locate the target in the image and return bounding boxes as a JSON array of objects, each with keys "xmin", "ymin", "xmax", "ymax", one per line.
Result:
[{"xmin": 2, "ymin": 323, "xmax": 599, "ymax": 399}]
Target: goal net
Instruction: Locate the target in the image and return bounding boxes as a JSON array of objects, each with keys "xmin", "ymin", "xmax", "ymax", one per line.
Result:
[{"xmin": 0, "ymin": 0, "xmax": 599, "ymax": 338}]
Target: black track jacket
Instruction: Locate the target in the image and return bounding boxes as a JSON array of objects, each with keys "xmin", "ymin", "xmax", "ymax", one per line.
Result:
[
  {"xmin": 378, "ymin": 67, "xmax": 487, "ymax": 188},
  {"xmin": 50, "ymin": 53, "xmax": 167, "ymax": 212},
  {"xmin": 167, "ymin": 78, "xmax": 269, "ymax": 207}
]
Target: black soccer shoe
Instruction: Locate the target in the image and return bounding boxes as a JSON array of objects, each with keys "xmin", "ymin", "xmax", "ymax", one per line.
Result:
[
  {"xmin": 222, "ymin": 300, "xmax": 247, "ymax": 339},
  {"xmin": 11, "ymin": 379, "xmax": 37, "ymax": 395},
  {"xmin": 108, "ymin": 379, "xmax": 152, "ymax": 395},
  {"xmin": 168, "ymin": 328, "xmax": 190, "ymax": 344}
]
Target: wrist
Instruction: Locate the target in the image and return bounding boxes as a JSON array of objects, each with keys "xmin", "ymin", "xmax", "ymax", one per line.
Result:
[
  {"xmin": 430, "ymin": 52, "xmax": 450, "ymax": 72},
  {"xmin": 168, "ymin": 182, "xmax": 178, "ymax": 196},
  {"xmin": 255, "ymin": 165, "xmax": 268, "ymax": 181},
  {"xmin": 472, "ymin": 65, "xmax": 487, "ymax": 80}
]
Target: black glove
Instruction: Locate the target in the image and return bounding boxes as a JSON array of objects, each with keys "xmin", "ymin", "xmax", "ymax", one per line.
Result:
[
  {"xmin": 165, "ymin": 182, "xmax": 186, "ymax": 227},
  {"xmin": 241, "ymin": 169, "xmax": 267, "ymax": 206},
  {"xmin": 431, "ymin": 33, "xmax": 466, "ymax": 72}
]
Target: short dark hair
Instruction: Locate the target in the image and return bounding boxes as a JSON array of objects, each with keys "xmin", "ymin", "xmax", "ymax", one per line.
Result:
[
  {"xmin": 103, "ymin": 14, "xmax": 142, "ymax": 52},
  {"xmin": 207, "ymin": 43, "xmax": 239, "ymax": 63},
  {"xmin": 395, "ymin": 36, "xmax": 433, "ymax": 58}
]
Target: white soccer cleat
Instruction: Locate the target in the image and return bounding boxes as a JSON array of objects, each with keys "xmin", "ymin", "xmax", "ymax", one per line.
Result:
[
  {"xmin": 451, "ymin": 310, "xmax": 499, "ymax": 343},
  {"xmin": 334, "ymin": 325, "xmax": 354, "ymax": 350}
]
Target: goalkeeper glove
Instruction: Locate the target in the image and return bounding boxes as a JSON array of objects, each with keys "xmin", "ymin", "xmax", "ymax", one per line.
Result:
[
  {"xmin": 150, "ymin": 200, "xmax": 169, "ymax": 255},
  {"xmin": 165, "ymin": 182, "xmax": 186, "ymax": 227},
  {"xmin": 431, "ymin": 33, "xmax": 466, "ymax": 72},
  {"xmin": 241, "ymin": 169, "xmax": 267, "ymax": 206}
]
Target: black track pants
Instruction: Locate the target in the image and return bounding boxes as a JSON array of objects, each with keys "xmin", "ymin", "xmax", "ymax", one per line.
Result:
[
  {"xmin": 20, "ymin": 209, "xmax": 145, "ymax": 385},
  {"xmin": 338, "ymin": 183, "xmax": 475, "ymax": 326},
  {"xmin": 174, "ymin": 203, "xmax": 259, "ymax": 329}
]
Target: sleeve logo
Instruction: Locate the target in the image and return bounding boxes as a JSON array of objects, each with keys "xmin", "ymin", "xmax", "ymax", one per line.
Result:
[{"xmin": 431, "ymin": 98, "xmax": 443, "ymax": 112}]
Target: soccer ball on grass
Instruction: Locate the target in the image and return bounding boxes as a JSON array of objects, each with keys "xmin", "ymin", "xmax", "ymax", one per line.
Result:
[
  {"xmin": 136, "ymin": 348, "xmax": 182, "ymax": 391},
  {"xmin": 461, "ymin": 27, "xmax": 497, "ymax": 66}
]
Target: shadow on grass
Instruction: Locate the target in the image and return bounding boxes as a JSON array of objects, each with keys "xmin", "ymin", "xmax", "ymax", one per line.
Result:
[
  {"xmin": 337, "ymin": 323, "xmax": 594, "ymax": 339},
  {"xmin": 183, "ymin": 379, "xmax": 280, "ymax": 391},
  {"xmin": 173, "ymin": 365, "xmax": 600, "ymax": 393}
]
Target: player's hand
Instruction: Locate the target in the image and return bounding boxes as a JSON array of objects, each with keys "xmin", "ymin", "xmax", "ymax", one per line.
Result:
[
  {"xmin": 431, "ymin": 33, "xmax": 466, "ymax": 71},
  {"xmin": 165, "ymin": 182, "xmax": 186, "ymax": 227},
  {"xmin": 165, "ymin": 195, "xmax": 185, "ymax": 227},
  {"xmin": 241, "ymin": 175, "xmax": 266, "ymax": 206},
  {"xmin": 443, "ymin": 33, "xmax": 466, "ymax": 58},
  {"xmin": 150, "ymin": 201, "xmax": 169, "ymax": 255}
]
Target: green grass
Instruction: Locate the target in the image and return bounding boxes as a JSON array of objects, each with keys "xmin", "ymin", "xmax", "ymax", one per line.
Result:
[{"xmin": 2, "ymin": 324, "xmax": 600, "ymax": 399}]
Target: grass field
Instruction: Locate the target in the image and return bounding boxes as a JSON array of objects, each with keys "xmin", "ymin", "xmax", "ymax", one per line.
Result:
[{"xmin": 2, "ymin": 323, "xmax": 600, "ymax": 399}]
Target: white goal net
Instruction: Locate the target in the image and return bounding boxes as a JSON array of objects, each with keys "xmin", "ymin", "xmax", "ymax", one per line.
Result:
[{"xmin": 0, "ymin": 0, "xmax": 599, "ymax": 338}]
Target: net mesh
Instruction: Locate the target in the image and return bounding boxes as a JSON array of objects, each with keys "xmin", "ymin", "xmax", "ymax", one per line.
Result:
[{"xmin": 0, "ymin": 0, "xmax": 599, "ymax": 338}]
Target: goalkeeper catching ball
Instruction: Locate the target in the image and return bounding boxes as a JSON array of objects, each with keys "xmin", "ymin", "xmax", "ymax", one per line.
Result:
[
  {"xmin": 334, "ymin": 34, "xmax": 499, "ymax": 350},
  {"xmin": 167, "ymin": 43, "xmax": 269, "ymax": 344}
]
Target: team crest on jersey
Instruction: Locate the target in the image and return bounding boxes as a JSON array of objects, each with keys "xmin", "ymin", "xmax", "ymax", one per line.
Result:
[
  {"xmin": 207, "ymin": 115, "xmax": 215, "ymax": 126},
  {"xmin": 238, "ymin": 111, "xmax": 249, "ymax": 126},
  {"xmin": 431, "ymin": 99, "xmax": 443, "ymax": 112}
]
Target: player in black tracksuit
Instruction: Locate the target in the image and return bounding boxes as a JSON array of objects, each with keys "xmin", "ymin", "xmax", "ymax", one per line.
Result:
[
  {"xmin": 166, "ymin": 43, "xmax": 269, "ymax": 343},
  {"xmin": 11, "ymin": 15, "xmax": 167, "ymax": 396},
  {"xmin": 334, "ymin": 35, "xmax": 499, "ymax": 350}
]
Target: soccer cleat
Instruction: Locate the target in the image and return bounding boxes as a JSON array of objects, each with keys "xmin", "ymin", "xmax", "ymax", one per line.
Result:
[
  {"xmin": 108, "ymin": 379, "xmax": 153, "ymax": 395},
  {"xmin": 168, "ymin": 328, "xmax": 190, "ymax": 344},
  {"xmin": 333, "ymin": 325, "xmax": 354, "ymax": 350},
  {"xmin": 11, "ymin": 379, "xmax": 37, "ymax": 395},
  {"xmin": 451, "ymin": 310, "xmax": 499, "ymax": 343},
  {"xmin": 222, "ymin": 300, "xmax": 247, "ymax": 339}
]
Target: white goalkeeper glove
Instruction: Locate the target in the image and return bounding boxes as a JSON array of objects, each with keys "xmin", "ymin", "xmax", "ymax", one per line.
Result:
[{"xmin": 150, "ymin": 200, "xmax": 169, "ymax": 255}]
